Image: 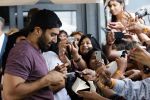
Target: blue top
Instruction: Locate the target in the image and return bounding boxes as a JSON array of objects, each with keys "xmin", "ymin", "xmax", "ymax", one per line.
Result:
[{"xmin": 113, "ymin": 78, "xmax": 150, "ymax": 100}]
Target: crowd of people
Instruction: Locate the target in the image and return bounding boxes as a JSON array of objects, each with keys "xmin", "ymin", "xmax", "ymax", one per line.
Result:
[{"xmin": 0, "ymin": 0, "xmax": 150, "ymax": 100}]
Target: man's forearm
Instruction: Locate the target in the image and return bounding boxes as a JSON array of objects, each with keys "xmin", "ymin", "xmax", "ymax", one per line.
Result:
[{"xmin": 3, "ymin": 74, "xmax": 49, "ymax": 100}]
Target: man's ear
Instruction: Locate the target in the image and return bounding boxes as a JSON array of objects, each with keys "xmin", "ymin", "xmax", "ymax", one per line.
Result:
[{"xmin": 34, "ymin": 27, "xmax": 42, "ymax": 36}]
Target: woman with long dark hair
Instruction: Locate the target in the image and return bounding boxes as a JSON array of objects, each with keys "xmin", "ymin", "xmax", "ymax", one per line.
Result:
[
  {"xmin": 78, "ymin": 34, "xmax": 108, "ymax": 67},
  {"xmin": 105, "ymin": 0, "xmax": 141, "ymax": 61}
]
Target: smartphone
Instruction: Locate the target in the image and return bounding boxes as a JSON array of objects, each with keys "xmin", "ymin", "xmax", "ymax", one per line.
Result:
[
  {"xmin": 114, "ymin": 32, "xmax": 124, "ymax": 40},
  {"xmin": 121, "ymin": 50, "xmax": 128, "ymax": 58},
  {"xmin": 106, "ymin": 61, "xmax": 118, "ymax": 76},
  {"xmin": 95, "ymin": 51, "xmax": 102, "ymax": 61},
  {"xmin": 68, "ymin": 36, "xmax": 75, "ymax": 44},
  {"xmin": 101, "ymin": 27, "xmax": 111, "ymax": 33}
]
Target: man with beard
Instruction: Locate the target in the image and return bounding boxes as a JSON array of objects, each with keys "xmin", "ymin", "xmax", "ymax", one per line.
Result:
[{"xmin": 3, "ymin": 9, "xmax": 65, "ymax": 100}]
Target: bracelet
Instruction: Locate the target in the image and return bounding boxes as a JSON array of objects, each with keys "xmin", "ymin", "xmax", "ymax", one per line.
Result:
[
  {"xmin": 115, "ymin": 70, "xmax": 122, "ymax": 76},
  {"xmin": 96, "ymin": 80, "xmax": 105, "ymax": 88},
  {"xmin": 99, "ymin": 82, "xmax": 105, "ymax": 88},
  {"xmin": 74, "ymin": 56, "xmax": 81, "ymax": 63},
  {"xmin": 109, "ymin": 79, "xmax": 115, "ymax": 89},
  {"xmin": 143, "ymin": 27, "xmax": 149, "ymax": 33}
]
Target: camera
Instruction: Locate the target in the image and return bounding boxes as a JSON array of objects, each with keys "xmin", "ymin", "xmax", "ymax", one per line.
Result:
[
  {"xmin": 121, "ymin": 50, "xmax": 128, "ymax": 58},
  {"xmin": 135, "ymin": 7, "xmax": 150, "ymax": 18},
  {"xmin": 115, "ymin": 32, "xmax": 124, "ymax": 41},
  {"xmin": 95, "ymin": 51, "xmax": 102, "ymax": 61},
  {"xmin": 68, "ymin": 36, "xmax": 76, "ymax": 44}
]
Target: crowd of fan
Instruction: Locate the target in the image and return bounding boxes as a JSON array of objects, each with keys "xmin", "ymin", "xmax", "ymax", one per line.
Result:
[{"xmin": 1, "ymin": 0, "xmax": 150, "ymax": 100}]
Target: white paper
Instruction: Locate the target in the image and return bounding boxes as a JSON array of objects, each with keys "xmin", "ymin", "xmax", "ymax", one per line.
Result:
[
  {"xmin": 72, "ymin": 77, "xmax": 90, "ymax": 93},
  {"xmin": 107, "ymin": 61, "xmax": 118, "ymax": 76}
]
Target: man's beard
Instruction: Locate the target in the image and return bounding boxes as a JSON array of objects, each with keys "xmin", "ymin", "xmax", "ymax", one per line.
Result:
[{"xmin": 37, "ymin": 35, "xmax": 50, "ymax": 52}]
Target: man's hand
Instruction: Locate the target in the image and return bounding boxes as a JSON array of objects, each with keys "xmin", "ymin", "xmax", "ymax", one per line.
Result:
[
  {"xmin": 48, "ymin": 75, "xmax": 65, "ymax": 93},
  {"xmin": 130, "ymin": 45, "xmax": 150, "ymax": 67},
  {"xmin": 45, "ymin": 70, "xmax": 65, "ymax": 86},
  {"xmin": 44, "ymin": 70, "xmax": 66, "ymax": 93}
]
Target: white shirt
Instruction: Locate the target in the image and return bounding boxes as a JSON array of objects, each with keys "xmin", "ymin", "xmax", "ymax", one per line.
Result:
[
  {"xmin": 0, "ymin": 33, "xmax": 5, "ymax": 54},
  {"xmin": 43, "ymin": 51, "xmax": 71, "ymax": 100}
]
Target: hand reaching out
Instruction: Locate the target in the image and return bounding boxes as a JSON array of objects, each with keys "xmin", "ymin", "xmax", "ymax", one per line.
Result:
[
  {"xmin": 68, "ymin": 41, "xmax": 79, "ymax": 56},
  {"xmin": 96, "ymin": 67, "xmax": 112, "ymax": 87},
  {"xmin": 126, "ymin": 20, "xmax": 145, "ymax": 34},
  {"xmin": 46, "ymin": 70, "xmax": 65, "ymax": 85},
  {"xmin": 82, "ymin": 69, "xmax": 96, "ymax": 81},
  {"xmin": 130, "ymin": 45, "xmax": 150, "ymax": 67},
  {"xmin": 115, "ymin": 54, "xmax": 128, "ymax": 72},
  {"xmin": 124, "ymin": 69, "xmax": 141, "ymax": 80},
  {"xmin": 108, "ymin": 22, "xmax": 125, "ymax": 31}
]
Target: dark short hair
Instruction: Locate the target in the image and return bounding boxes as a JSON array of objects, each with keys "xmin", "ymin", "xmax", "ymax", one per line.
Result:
[
  {"xmin": 29, "ymin": 9, "xmax": 62, "ymax": 32},
  {"xmin": 59, "ymin": 30, "xmax": 68, "ymax": 36},
  {"xmin": 28, "ymin": 8, "xmax": 39, "ymax": 19}
]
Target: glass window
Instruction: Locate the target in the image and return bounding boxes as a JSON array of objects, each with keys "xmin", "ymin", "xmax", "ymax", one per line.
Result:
[
  {"xmin": 22, "ymin": 11, "xmax": 77, "ymax": 35},
  {"xmin": 55, "ymin": 11, "xmax": 77, "ymax": 35}
]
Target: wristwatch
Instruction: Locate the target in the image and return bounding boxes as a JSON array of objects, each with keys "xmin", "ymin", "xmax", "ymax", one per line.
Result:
[{"xmin": 143, "ymin": 27, "xmax": 149, "ymax": 33}]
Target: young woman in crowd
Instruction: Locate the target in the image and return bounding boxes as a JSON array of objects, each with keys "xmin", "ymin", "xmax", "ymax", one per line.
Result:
[
  {"xmin": 70, "ymin": 31, "xmax": 84, "ymax": 45},
  {"xmin": 58, "ymin": 30, "xmax": 68, "ymax": 41},
  {"xmin": 105, "ymin": 0, "xmax": 141, "ymax": 61},
  {"xmin": 78, "ymin": 45, "xmax": 150, "ymax": 100},
  {"xmin": 64, "ymin": 34, "xmax": 108, "ymax": 71}
]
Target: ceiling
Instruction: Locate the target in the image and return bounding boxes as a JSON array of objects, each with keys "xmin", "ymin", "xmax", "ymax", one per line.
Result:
[
  {"xmin": 0, "ymin": 0, "xmax": 102, "ymax": 6},
  {"xmin": 50, "ymin": 0, "xmax": 101, "ymax": 4}
]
